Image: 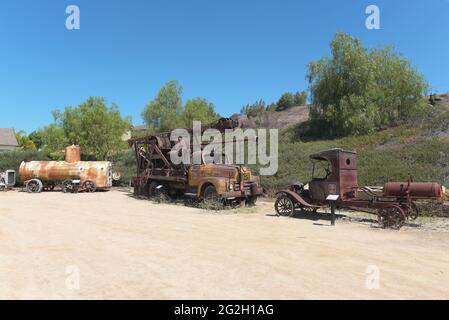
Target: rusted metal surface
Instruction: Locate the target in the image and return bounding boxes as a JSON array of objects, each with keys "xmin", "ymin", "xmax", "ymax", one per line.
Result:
[
  {"xmin": 19, "ymin": 146, "xmax": 112, "ymax": 191},
  {"xmin": 383, "ymin": 182, "xmax": 442, "ymax": 199},
  {"xmin": 276, "ymin": 190, "xmax": 320, "ymax": 208},
  {"xmin": 20, "ymin": 161, "xmax": 112, "ymax": 189},
  {"xmin": 0, "ymin": 170, "xmax": 15, "ymax": 190},
  {"xmin": 275, "ymin": 148, "xmax": 444, "ymax": 229},
  {"xmin": 129, "ymin": 119, "xmax": 263, "ymax": 203},
  {"xmin": 65, "ymin": 145, "xmax": 81, "ymax": 163},
  {"xmin": 308, "ymin": 149, "xmax": 358, "ymax": 202}
]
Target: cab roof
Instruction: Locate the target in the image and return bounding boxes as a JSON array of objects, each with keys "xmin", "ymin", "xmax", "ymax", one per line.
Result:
[{"xmin": 310, "ymin": 148, "xmax": 357, "ymax": 161}]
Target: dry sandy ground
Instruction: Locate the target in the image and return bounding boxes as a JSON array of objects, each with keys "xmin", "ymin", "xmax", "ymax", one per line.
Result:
[{"xmin": 0, "ymin": 189, "xmax": 448, "ymax": 300}]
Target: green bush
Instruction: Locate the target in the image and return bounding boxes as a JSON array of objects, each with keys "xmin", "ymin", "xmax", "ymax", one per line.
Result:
[
  {"xmin": 254, "ymin": 123, "xmax": 449, "ymax": 192},
  {"xmin": 0, "ymin": 150, "xmax": 50, "ymax": 184},
  {"xmin": 111, "ymin": 148, "xmax": 136, "ymax": 186},
  {"xmin": 307, "ymin": 32, "xmax": 428, "ymax": 137}
]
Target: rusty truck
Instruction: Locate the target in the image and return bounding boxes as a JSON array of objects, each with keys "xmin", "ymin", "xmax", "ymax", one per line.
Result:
[
  {"xmin": 129, "ymin": 118, "xmax": 263, "ymax": 205},
  {"xmin": 274, "ymin": 148, "xmax": 444, "ymax": 229}
]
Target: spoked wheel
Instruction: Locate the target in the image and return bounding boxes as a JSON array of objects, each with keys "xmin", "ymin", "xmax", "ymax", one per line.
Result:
[
  {"xmin": 377, "ymin": 205, "xmax": 406, "ymax": 229},
  {"xmin": 408, "ymin": 202, "xmax": 419, "ymax": 220},
  {"xmin": 26, "ymin": 179, "xmax": 43, "ymax": 193},
  {"xmin": 275, "ymin": 195, "xmax": 295, "ymax": 217},
  {"xmin": 83, "ymin": 180, "xmax": 96, "ymax": 193},
  {"xmin": 62, "ymin": 180, "xmax": 74, "ymax": 193}
]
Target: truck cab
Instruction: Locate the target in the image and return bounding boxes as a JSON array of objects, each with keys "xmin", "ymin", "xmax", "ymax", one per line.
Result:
[{"xmin": 308, "ymin": 149, "xmax": 358, "ymax": 203}]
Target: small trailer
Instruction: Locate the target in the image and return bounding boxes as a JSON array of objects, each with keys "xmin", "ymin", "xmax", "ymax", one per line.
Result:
[
  {"xmin": 0, "ymin": 170, "xmax": 15, "ymax": 191},
  {"xmin": 274, "ymin": 149, "xmax": 443, "ymax": 229}
]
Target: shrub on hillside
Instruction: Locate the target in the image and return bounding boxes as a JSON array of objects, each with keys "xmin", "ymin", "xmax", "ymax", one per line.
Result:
[{"xmin": 307, "ymin": 32, "xmax": 428, "ymax": 137}]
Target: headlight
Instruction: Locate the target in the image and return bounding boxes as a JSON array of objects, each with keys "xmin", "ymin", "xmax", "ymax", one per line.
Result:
[{"xmin": 229, "ymin": 183, "xmax": 234, "ymax": 191}]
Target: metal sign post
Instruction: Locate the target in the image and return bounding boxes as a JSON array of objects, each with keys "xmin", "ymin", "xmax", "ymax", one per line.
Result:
[{"xmin": 326, "ymin": 195, "xmax": 340, "ymax": 226}]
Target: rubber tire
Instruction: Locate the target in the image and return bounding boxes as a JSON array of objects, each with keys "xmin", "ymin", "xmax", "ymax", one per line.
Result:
[
  {"xmin": 27, "ymin": 179, "xmax": 43, "ymax": 193},
  {"xmin": 83, "ymin": 180, "xmax": 97, "ymax": 193},
  {"xmin": 247, "ymin": 196, "xmax": 258, "ymax": 206},
  {"xmin": 203, "ymin": 185, "xmax": 218, "ymax": 201}
]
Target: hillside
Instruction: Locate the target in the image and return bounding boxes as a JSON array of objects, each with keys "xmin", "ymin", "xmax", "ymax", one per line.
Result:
[
  {"xmin": 239, "ymin": 105, "xmax": 309, "ymax": 129},
  {"xmin": 247, "ymin": 94, "xmax": 449, "ymax": 192}
]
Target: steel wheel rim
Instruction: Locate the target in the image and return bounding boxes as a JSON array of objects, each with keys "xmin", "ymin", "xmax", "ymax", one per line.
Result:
[
  {"xmin": 276, "ymin": 197, "xmax": 293, "ymax": 216},
  {"xmin": 84, "ymin": 181, "xmax": 96, "ymax": 193},
  {"xmin": 28, "ymin": 181, "xmax": 39, "ymax": 192}
]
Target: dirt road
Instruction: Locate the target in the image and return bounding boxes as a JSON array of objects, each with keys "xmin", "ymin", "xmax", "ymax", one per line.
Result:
[{"xmin": 0, "ymin": 190, "xmax": 448, "ymax": 299}]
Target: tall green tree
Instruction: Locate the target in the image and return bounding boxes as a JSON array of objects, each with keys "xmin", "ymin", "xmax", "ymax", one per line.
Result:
[
  {"xmin": 54, "ymin": 97, "xmax": 131, "ymax": 159},
  {"xmin": 141, "ymin": 80, "xmax": 184, "ymax": 132},
  {"xmin": 15, "ymin": 130, "xmax": 36, "ymax": 150},
  {"xmin": 307, "ymin": 32, "xmax": 428, "ymax": 137},
  {"xmin": 182, "ymin": 98, "xmax": 219, "ymax": 126},
  {"xmin": 36, "ymin": 125, "xmax": 69, "ymax": 158}
]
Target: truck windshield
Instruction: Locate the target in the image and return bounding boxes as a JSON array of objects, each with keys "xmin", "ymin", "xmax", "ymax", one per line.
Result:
[{"xmin": 312, "ymin": 160, "xmax": 331, "ymax": 180}]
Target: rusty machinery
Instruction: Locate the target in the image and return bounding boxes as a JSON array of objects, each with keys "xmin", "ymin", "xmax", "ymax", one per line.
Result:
[
  {"xmin": 0, "ymin": 170, "xmax": 15, "ymax": 191},
  {"xmin": 128, "ymin": 118, "xmax": 263, "ymax": 205},
  {"xmin": 274, "ymin": 148, "xmax": 444, "ymax": 229},
  {"xmin": 19, "ymin": 145, "xmax": 113, "ymax": 193}
]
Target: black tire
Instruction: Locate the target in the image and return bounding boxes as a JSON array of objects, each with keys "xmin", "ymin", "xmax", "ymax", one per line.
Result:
[
  {"xmin": 203, "ymin": 185, "xmax": 218, "ymax": 201},
  {"xmin": 149, "ymin": 181, "xmax": 167, "ymax": 197},
  {"xmin": 83, "ymin": 180, "xmax": 96, "ymax": 193},
  {"xmin": 27, "ymin": 179, "xmax": 43, "ymax": 193},
  {"xmin": 377, "ymin": 205, "xmax": 406, "ymax": 229},
  {"xmin": 275, "ymin": 195, "xmax": 295, "ymax": 217},
  {"xmin": 247, "ymin": 196, "xmax": 258, "ymax": 206}
]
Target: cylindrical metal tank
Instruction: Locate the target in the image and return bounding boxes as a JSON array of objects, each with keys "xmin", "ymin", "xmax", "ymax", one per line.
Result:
[
  {"xmin": 383, "ymin": 182, "xmax": 442, "ymax": 199},
  {"xmin": 65, "ymin": 145, "xmax": 81, "ymax": 163},
  {"xmin": 19, "ymin": 160, "xmax": 112, "ymax": 189}
]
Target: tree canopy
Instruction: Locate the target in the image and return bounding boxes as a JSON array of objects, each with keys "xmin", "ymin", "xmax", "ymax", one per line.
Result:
[
  {"xmin": 15, "ymin": 130, "xmax": 36, "ymax": 150},
  {"xmin": 141, "ymin": 80, "xmax": 184, "ymax": 132},
  {"xmin": 55, "ymin": 97, "xmax": 131, "ymax": 159},
  {"xmin": 30, "ymin": 97, "xmax": 131, "ymax": 159},
  {"xmin": 183, "ymin": 98, "xmax": 219, "ymax": 127},
  {"xmin": 142, "ymin": 80, "xmax": 220, "ymax": 132},
  {"xmin": 276, "ymin": 91, "xmax": 307, "ymax": 111},
  {"xmin": 307, "ymin": 32, "xmax": 428, "ymax": 137}
]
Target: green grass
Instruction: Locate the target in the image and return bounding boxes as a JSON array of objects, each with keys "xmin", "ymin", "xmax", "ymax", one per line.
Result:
[{"xmin": 257, "ymin": 122, "xmax": 449, "ymax": 192}]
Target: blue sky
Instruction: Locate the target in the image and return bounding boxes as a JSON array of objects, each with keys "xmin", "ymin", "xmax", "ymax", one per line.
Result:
[{"xmin": 1, "ymin": 0, "xmax": 449, "ymax": 132}]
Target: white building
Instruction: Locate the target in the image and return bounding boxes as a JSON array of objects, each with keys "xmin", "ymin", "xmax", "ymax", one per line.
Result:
[{"xmin": 0, "ymin": 128, "xmax": 18, "ymax": 152}]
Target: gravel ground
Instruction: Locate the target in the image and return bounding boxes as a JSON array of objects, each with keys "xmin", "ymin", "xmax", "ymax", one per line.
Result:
[{"xmin": 0, "ymin": 190, "xmax": 448, "ymax": 299}]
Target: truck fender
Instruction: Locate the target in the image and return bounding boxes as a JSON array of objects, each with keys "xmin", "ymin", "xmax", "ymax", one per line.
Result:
[
  {"xmin": 275, "ymin": 190, "xmax": 320, "ymax": 208},
  {"xmin": 197, "ymin": 178, "xmax": 227, "ymax": 198}
]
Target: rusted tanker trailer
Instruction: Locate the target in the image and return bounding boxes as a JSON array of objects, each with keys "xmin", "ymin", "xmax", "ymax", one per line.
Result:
[{"xmin": 20, "ymin": 145, "xmax": 113, "ymax": 193}]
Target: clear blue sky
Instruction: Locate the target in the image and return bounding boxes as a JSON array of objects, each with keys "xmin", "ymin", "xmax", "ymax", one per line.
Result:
[{"xmin": 1, "ymin": 0, "xmax": 449, "ymax": 132}]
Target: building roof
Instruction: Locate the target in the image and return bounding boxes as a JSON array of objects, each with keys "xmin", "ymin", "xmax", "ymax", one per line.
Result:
[{"xmin": 0, "ymin": 128, "xmax": 18, "ymax": 146}]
